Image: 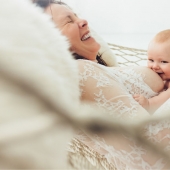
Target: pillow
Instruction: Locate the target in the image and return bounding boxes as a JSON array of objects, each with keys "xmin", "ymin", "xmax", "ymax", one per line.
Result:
[{"xmin": 90, "ymin": 28, "xmax": 118, "ymax": 67}]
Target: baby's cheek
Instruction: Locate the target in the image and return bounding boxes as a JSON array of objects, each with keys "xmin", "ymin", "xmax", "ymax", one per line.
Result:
[{"xmin": 147, "ymin": 62, "xmax": 151, "ymax": 68}]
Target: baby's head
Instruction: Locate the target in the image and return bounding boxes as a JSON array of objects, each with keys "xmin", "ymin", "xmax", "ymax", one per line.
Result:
[{"xmin": 147, "ymin": 29, "xmax": 170, "ymax": 80}]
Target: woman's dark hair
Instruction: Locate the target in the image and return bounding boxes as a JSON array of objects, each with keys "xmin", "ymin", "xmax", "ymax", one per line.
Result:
[
  {"xmin": 33, "ymin": 0, "xmax": 68, "ymax": 9},
  {"xmin": 73, "ymin": 53, "xmax": 107, "ymax": 66}
]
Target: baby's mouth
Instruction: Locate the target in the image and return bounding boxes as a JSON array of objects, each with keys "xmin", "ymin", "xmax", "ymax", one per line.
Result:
[{"xmin": 157, "ymin": 72, "xmax": 163, "ymax": 77}]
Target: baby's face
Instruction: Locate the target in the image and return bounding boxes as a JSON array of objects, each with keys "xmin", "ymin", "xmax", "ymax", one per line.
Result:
[{"xmin": 147, "ymin": 40, "xmax": 170, "ymax": 80}]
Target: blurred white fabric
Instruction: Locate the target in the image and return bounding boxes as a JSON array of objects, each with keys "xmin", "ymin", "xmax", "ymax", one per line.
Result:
[{"xmin": 0, "ymin": 0, "xmax": 80, "ymax": 168}]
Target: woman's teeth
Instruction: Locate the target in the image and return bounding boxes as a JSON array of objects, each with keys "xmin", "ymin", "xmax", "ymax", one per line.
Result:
[{"xmin": 81, "ymin": 33, "xmax": 91, "ymax": 41}]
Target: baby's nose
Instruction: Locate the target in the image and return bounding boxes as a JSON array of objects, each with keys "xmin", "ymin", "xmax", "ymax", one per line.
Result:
[{"xmin": 152, "ymin": 62, "xmax": 160, "ymax": 69}]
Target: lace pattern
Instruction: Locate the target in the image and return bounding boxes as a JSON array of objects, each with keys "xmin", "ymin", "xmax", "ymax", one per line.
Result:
[
  {"xmin": 79, "ymin": 60, "xmax": 157, "ymax": 119},
  {"xmin": 94, "ymin": 90, "xmax": 138, "ymax": 119},
  {"xmin": 100, "ymin": 65, "xmax": 158, "ymax": 98},
  {"xmin": 76, "ymin": 60, "xmax": 170, "ymax": 169}
]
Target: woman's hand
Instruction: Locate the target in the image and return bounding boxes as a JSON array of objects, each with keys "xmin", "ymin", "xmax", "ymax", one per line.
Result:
[{"xmin": 133, "ymin": 94, "xmax": 149, "ymax": 111}]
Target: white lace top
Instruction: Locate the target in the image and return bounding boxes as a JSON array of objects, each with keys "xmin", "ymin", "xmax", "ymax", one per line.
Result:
[{"xmin": 76, "ymin": 60, "xmax": 170, "ymax": 170}]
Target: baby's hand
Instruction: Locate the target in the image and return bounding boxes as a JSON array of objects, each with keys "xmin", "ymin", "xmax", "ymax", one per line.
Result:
[{"xmin": 133, "ymin": 94, "xmax": 149, "ymax": 110}]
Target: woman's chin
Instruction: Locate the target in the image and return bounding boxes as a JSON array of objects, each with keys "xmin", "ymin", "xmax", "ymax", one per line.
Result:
[
  {"xmin": 90, "ymin": 43, "xmax": 100, "ymax": 54},
  {"xmin": 92, "ymin": 40, "xmax": 100, "ymax": 51}
]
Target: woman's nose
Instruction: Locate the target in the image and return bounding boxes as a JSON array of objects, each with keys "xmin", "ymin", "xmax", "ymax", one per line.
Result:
[{"xmin": 78, "ymin": 18, "xmax": 88, "ymax": 28}]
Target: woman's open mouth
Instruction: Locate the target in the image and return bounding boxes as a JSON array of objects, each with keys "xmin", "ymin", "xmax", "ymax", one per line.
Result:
[{"xmin": 81, "ymin": 32, "xmax": 91, "ymax": 41}]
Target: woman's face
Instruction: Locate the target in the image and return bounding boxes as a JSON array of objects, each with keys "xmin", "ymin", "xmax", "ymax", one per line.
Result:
[{"xmin": 45, "ymin": 4, "xmax": 100, "ymax": 61}]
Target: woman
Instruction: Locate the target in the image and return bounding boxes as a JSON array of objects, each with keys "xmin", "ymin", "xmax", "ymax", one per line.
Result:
[
  {"xmin": 33, "ymin": 1, "xmax": 170, "ymax": 169},
  {"xmin": 34, "ymin": 0, "xmax": 107, "ymax": 65},
  {"xmin": 34, "ymin": 0, "xmax": 164, "ymax": 116}
]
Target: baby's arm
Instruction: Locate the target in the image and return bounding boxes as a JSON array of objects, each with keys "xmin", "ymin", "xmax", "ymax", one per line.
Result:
[
  {"xmin": 134, "ymin": 87, "xmax": 170, "ymax": 114},
  {"xmin": 133, "ymin": 94, "xmax": 149, "ymax": 111},
  {"xmin": 148, "ymin": 88, "xmax": 170, "ymax": 113}
]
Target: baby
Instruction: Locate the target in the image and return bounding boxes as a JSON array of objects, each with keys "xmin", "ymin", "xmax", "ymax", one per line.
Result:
[{"xmin": 134, "ymin": 29, "xmax": 170, "ymax": 114}]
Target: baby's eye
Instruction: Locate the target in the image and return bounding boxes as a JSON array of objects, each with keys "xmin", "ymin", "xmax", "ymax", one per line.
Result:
[
  {"xmin": 148, "ymin": 59, "xmax": 154, "ymax": 62},
  {"xmin": 161, "ymin": 61, "xmax": 168, "ymax": 63}
]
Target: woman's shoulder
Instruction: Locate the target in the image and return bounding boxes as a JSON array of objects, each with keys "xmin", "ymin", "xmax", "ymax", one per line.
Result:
[{"xmin": 111, "ymin": 66, "xmax": 164, "ymax": 93}]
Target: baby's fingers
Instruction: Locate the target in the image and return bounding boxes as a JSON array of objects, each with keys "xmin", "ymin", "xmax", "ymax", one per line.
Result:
[
  {"xmin": 133, "ymin": 97, "xmax": 139, "ymax": 102},
  {"xmin": 133, "ymin": 94, "xmax": 140, "ymax": 98}
]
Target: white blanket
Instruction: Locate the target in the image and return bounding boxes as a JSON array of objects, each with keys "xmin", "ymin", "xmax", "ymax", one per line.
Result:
[{"xmin": 0, "ymin": 0, "xmax": 80, "ymax": 168}]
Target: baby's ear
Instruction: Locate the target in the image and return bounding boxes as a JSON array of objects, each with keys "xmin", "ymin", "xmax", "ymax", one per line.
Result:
[{"xmin": 90, "ymin": 27, "xmax": 118, "ymax": 67}]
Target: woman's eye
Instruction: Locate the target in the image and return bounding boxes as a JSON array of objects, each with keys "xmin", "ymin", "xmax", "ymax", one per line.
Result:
[
  {"xmin": 66, "ymin": 16, "xmax": 74, "ymax": 24},
  {"xmin": 64, "ymin": 20, "xmax": 73, "ymax": 26},
  {"xmin": 68, "ymin": 20, "xmax": 73, "ymax": 23}
]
